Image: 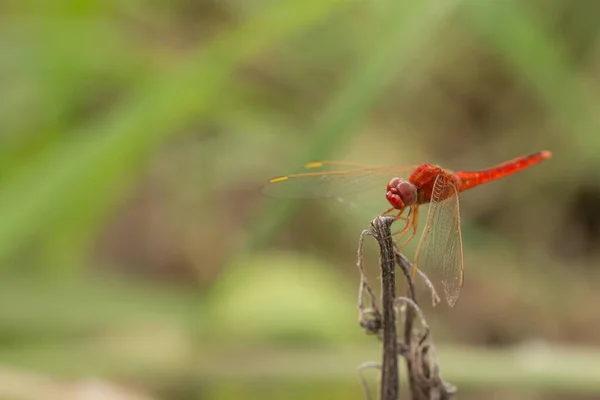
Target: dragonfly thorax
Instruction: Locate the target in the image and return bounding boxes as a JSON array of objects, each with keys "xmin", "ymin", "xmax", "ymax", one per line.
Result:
[{"xmin": 386, "ymin": 177, "xmax": 417, "ymax": 210}]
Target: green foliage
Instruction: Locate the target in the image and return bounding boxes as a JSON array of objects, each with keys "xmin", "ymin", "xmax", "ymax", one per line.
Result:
[{"xmin": 1, "ymin": 0, "xmax": 599, "ymax": 398}]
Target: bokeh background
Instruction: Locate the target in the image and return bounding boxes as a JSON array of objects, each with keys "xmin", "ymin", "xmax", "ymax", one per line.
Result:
[{"xmin": 2, "ymin": 0, "xmax": 600, "ymax": 399}]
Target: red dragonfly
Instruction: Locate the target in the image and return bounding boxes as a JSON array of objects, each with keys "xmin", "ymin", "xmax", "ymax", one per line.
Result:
[{"xmin": 262, "ymin": 151, "xmax": 552, "ymax": 306}]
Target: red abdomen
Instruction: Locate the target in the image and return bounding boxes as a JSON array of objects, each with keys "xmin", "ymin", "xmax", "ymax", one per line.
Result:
[{"xmin": 454, "ymin": 151, "xmax": 551, "ymax": 192}]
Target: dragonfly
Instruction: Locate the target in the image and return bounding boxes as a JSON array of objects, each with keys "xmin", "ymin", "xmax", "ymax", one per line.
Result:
[{"xmin": 261, "ymin": 151, "xmax": 552, "ymax": 306}]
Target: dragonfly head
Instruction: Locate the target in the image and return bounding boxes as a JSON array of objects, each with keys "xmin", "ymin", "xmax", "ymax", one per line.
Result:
[{"xmin": 386, "ymin": 177, "xmax": 417, "ymax": 210}]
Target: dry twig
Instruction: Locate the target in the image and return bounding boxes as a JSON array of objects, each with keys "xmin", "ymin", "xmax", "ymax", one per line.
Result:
[{"xmin": 357, "ymin": 216, "xmax": 456, "ymax": 400}]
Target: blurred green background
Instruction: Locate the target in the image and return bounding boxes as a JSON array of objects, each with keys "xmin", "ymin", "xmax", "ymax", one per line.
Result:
[{"xmin": 1, "ymin": 0, "xmax": 600, "ymax": 399}]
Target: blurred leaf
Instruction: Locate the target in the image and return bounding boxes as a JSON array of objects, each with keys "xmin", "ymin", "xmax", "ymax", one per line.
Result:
[
  {"xmin": 0, "ymin": 0, "xmax": 353, "ymax": 269},
  {"xmin": 0, "ymin": 276, "xmax": 199, "ymax": 335},
  {"xmin": 462, "ymin": 0, "xmax": 600, "ymax": 162},
  {"xmin": 205, "ymin": 252, "xmax": 358, "ymax": 344}
]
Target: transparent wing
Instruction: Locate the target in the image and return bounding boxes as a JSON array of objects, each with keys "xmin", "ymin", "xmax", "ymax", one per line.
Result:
[
  {"xmin": 414, "ymin": 174, "xmax": 464, "ymax": 307},
  {"xmin": 261, "ymin": 161, "xmax": 418, "ymax": 199}
]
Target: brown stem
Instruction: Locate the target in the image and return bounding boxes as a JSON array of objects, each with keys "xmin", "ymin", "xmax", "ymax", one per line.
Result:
[
  {"xmin": 369, "ymin": 216, "xmax": 400, "ymax": 400},
  {"xmin": 357, "ymin": 216, "xmax": 456, "ymax": 400}
]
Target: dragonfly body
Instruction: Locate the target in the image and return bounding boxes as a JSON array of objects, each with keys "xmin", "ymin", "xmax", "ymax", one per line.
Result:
[
  {"xmin": 262, "ymin": 150, "xmax": 552, "ymax": 306},
  {"xmin": 387, "ymin": 151, "xmax": 551, "ymax": 212}
]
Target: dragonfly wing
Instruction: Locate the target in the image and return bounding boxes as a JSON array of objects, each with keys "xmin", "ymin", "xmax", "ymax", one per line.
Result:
[
  {"xmin": 260, "ymin": 163, "xmax": 418, "ymax": 199},
  {"xmin": 414, "ymin": 174, "xmax": 464, "ymax": 307}
]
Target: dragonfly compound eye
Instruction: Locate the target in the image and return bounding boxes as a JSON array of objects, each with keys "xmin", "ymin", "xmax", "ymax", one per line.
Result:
[
  {"xmin": 386, "ymin": 178, "xmax": 417, "ymax": 209},
  {"xmin": 397, "ymin": 181, "xmax": 417, "ymax": 206},
  {"xmin": 386, "ymin": 177, "xmax": 401, "ymax": 192}
]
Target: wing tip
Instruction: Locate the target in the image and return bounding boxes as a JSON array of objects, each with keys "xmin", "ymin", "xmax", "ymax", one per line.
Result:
[
  {"xmin": 447, "ymin": 296, "xmax": 459, "ymax": 307},
  {"xmin": 444, "ymin": 284, "xmax": 461, "ymax": 307}
]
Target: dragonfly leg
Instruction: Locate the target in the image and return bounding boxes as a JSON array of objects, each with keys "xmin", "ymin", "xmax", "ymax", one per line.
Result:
[
  {"xmin": 383, "ymin": 207, "xmax": 410, "ymax": 225},
  {"xmin": 395, "ymin": 210, "xmax": 409, "ymax": 222},
  {"xmin": 382, "ymin": 207, "xmax": 408, "ymax": 221},
  {"xmin": 391, "ymin": 208, "xmax": 412, "ymax": 241},
  {"xmin": 391, "ymin": 225, "xmax": 411, "ymax": 242},
  {"xmin": 381, "ymin": 207, "xmax": 395, "ymax": 216},
  {"xmin": 398, "ymin": 206, "xmax": 420, "ymax": 248}
]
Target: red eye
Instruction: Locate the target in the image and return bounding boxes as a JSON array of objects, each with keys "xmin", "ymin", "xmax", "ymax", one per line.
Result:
[
  {"xmin": 386, "ymin": 177, "xmax": 401, "ymax": 192},
  {"xmin": 386, "ymin": 178, "xmax": 417, "ymax": 210},
  {"xmin": 397, "ymin": 181, "xmax": 416, "ymax": 205}
]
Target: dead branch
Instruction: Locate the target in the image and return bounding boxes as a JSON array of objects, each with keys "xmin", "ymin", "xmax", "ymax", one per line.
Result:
[{"xmin": 357, "ymin": 216, "xmax": 456, "ymax": 400}]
